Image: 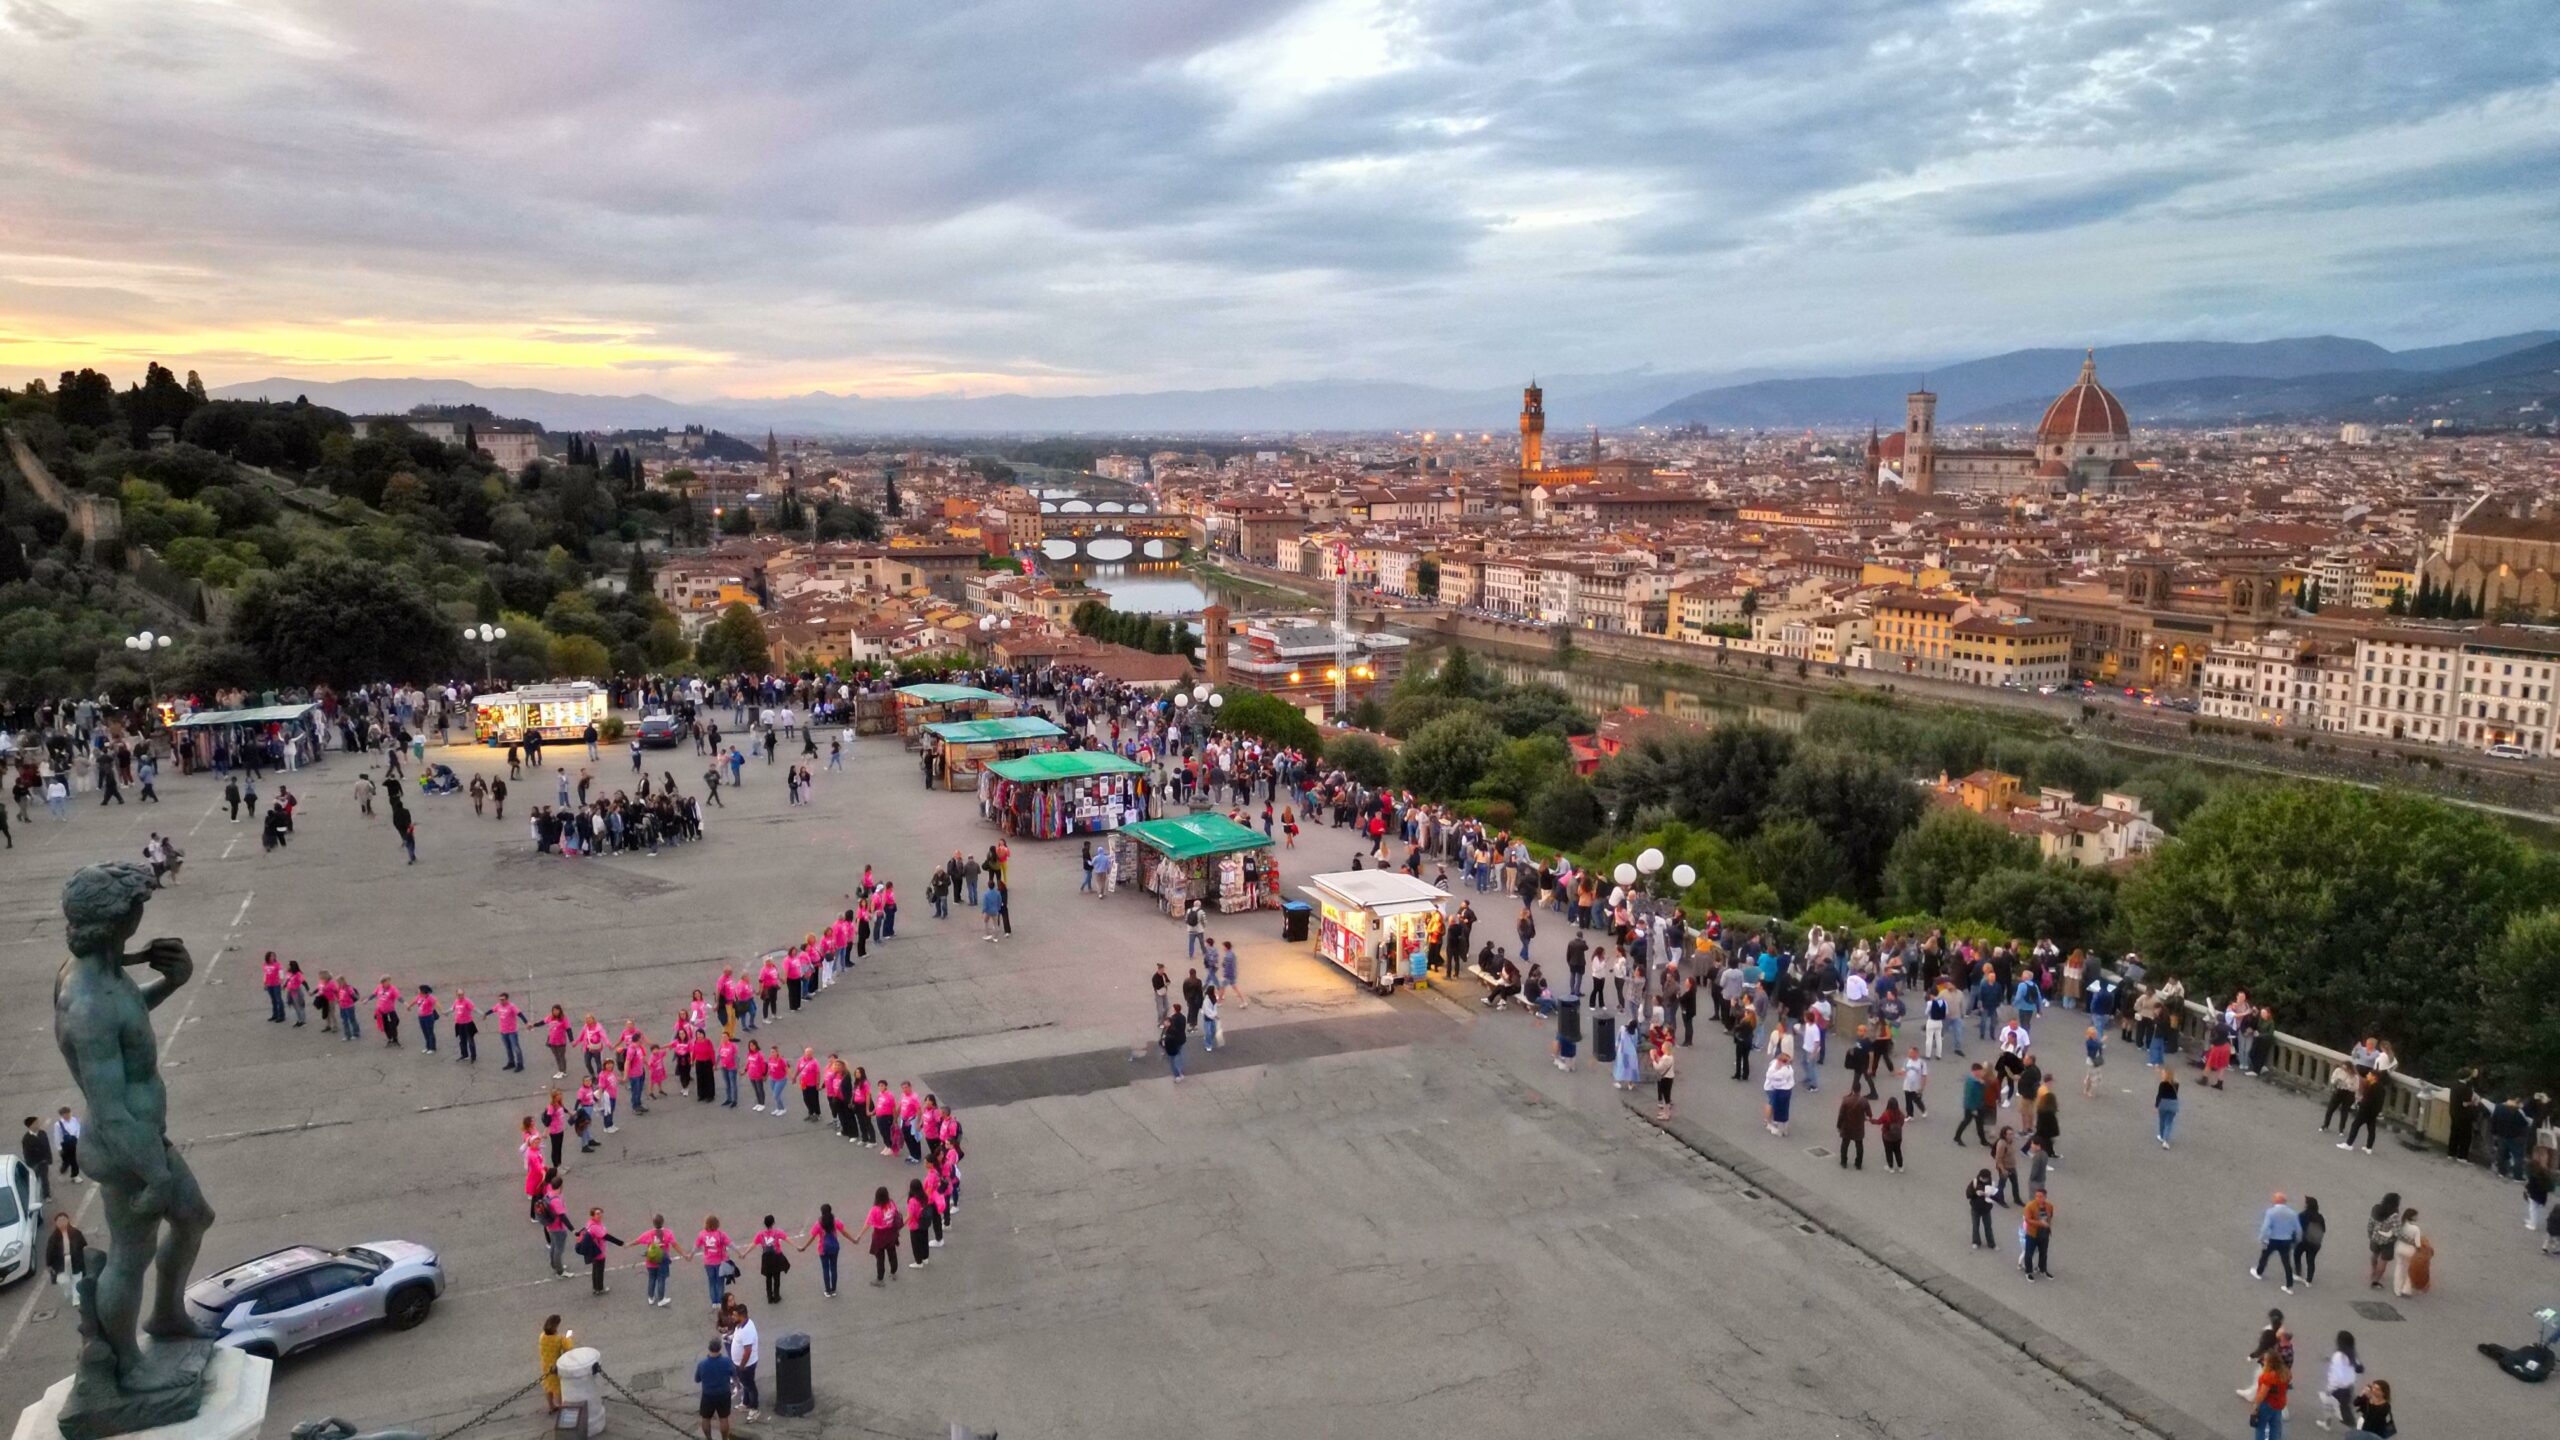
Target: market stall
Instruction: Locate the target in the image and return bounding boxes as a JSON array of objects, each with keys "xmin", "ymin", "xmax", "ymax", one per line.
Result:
[
  {"xmin": 893, "ymin": 683, "xmax": 1017, "ymax": 738},
  {"xmin": 978, "ymin": 750, "xmax": 1154, "ymax": 838},
  {"xmin": 170, "ymin": 703, "xmax": 328, "ymax": 772},
  {"xmin": 1115, "ymin": 813, "xmax": 1279, "ymax": 919},
  {"xmin": 473, "ymin": 682, "xmax": 610, "ymax": 745},
  {"xmin": 923, "ymin": 716, "xmax": 1066, "ymax": 790},
  {"xmin": 1301, "ymin": 871, "xmax": 1450, "ymax": 994}
]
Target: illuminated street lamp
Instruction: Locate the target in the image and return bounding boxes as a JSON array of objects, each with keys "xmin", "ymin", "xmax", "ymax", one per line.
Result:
[
  {"xmin": 123, "ymin": 630, "xmax": 170, "ymax": 716},
  {"xmin": 464, "ymin": 622, "xmax": 508, "ymax": 683}
]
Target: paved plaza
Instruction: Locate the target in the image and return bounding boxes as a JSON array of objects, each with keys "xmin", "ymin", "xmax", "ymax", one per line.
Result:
[{"xmin": 0, "ymin": 728, "xmax": 2550, "ymax": 1438}]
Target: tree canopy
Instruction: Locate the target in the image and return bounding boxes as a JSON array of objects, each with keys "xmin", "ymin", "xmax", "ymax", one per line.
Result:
[{"xmin": 229, "ymin": 554, "xmax": 457, "ymax": 688}]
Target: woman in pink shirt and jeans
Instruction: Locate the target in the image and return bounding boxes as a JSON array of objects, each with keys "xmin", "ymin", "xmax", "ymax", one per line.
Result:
[{"xmin": 696, "ymin": 1216, "xmax": 732, "ymax": 1306}]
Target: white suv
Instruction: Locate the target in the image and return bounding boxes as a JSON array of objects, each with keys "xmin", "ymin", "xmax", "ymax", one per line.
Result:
[{"xmin": 184, "ymin": 1243, "xmax": 445, "ymax": 1359}]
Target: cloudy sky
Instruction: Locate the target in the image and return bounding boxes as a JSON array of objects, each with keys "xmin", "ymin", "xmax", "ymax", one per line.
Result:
[{"xmin": 2, "ymin": 0, "xmax": 2554, "ymax": 399}]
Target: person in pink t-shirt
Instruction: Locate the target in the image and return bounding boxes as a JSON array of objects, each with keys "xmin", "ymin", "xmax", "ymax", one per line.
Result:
[
  {"xmin": 577, "ymin": 1014, "xmax": 606, "ymax": 1079},
  {"xmin": 871, "ymin": 1082, "xmax": 898, "ymax": 1156},
  {"xmin": 372, "ymin": 977, "xmax": 403, "ymax": 1047},
  {"xmin": 696, "ymin": 1216, "xmax": 733, "ymax": 1306},
  {"xmin": 630, "ymin": 1213, "xmax": 683, "ymax": 1306},
  {"xmin": 849, "ymin": 1069, "xmax": 875, "ymax": 1147},
  {"xmin": 334, "ymin": 977, "xmax": 361, "ymax": 1041},
  {"xmin": 743, "ymin": 1043, "xmax": 768, "ymax": 1111},
  {"xmin": 748, "ymin": 1214, "xmax": 793, "ymax": 1303},
  {"xmin": 689, "ymin": 1030, "xmax": 715, "ymax": 1104},
  {"xmin": 864, "ymin": 1187, "xmax": 901, "ymax": 1285},
  {"xmin": 716, "ymin": 1037, "xmax": 740, "ymax": 1108},
  {"xmin": 451, "ymin": 990, "xmax": 478, "ymax": 1064},
  {"xmin": 544, "ymin": 1006, "xmax": 572, "ymax": 1079},
  {"xmin": 260, "ymin": 953, "xmax": 285, "ymax": 1023},
  {"xmin": 646, "ymin": 1045, "xmax": 670, "ymax": 1097},
  {"xmin": 756, "ymin": 959, "xmax": 781, "ymax": 1021},
  {"xmin": 902, "ymin": 1181, "xmax": 930, "ymax": 1268},
  {"xmin": 412, "ymin": 984, "xmax": 442, "ymax": 1054},
  {"xmin": 895, "ymin": 1082, "xmax": 923, "ymax": 1163},
  {"xmin": 492, "ymin": 992, "xmax": 524, "ymax": 1071},
  {"xmin": 541, "ymin": 1091, "xmax": 568, "ymax": 1168},
  {"xmin": 798, "ymin": 1203, "xmax": 854, "ymax": 1297},
  {"xmin": 792, "ymin": 1050, "xmax": 821, "ymax": 1122}
]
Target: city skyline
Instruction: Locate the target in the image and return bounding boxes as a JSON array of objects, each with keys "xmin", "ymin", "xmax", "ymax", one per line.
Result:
[{"xmin": 3, "ymin": 0, "xmax": 2556, "ymax": 399}]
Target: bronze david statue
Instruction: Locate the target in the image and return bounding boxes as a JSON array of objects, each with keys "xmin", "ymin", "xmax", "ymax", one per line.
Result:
[{"xmin": 50, "ymin": 861, "xmax": 219, "ymax": 1438}]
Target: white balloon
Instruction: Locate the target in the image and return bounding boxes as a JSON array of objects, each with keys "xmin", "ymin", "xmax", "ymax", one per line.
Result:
[
  {"xmin": 1637, "ymin": 847, "xmax": 1665, "ymax": 873},
  {"xmin": 1671, "ymin": 864, "xmax": 1697, "ymax": 888},
  {"xmin": 1613, "ymin": 862, "xmax": 1637, "ymax": 886}
]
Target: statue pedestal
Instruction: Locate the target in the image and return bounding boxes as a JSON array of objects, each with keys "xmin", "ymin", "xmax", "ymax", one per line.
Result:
[{"xmin": 12, "ymin": 1351, "xmax": 270, "ymax": 1440}]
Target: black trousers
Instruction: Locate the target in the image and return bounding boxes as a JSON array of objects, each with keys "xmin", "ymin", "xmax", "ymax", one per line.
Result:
[
  {"xmin": 2344, "ymin": 1111, "xmax": 2380, "ymax": 1148},
  {"xmin": 1955, "ymin": 1109, "xmax": 1992, "ymax": 1145},
  {"xmin": 2320, "ymin": 1091, "xmax": 2354, "ymax": 1131},
  {"xmin": 1837, "ymin": 1135, "xmax": 1864, "ymax": 1169},
  {"xmin": 1970, "ymin": 1208, "xmax": 1994, "ymax": 1246}
]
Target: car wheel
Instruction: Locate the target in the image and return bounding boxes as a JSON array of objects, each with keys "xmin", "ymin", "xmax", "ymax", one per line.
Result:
[{"xmin": 385, "ymin": 1285, "xmax": 435, "ymax": 1331}]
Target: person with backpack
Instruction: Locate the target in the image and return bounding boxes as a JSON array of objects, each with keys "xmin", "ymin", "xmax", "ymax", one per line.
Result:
[
  {"xmin": 575, "ymin": 1209, "xmax": 626, "ymax": 1296},
  {"xmin": 1966, "ymin": 1168, "xmax": 1998, "ymax": 1249},
  {"xmin": 633, "ymin": 1214, "xmax": 688, "ymax": 1306},
  {"xmin": 2364, "ymin": 1193, "xmax": 2401, "ymax": 1289}
]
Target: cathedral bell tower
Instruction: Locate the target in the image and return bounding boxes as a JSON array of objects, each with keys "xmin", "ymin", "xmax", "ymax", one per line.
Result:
[{"xmin": 1904, "ymin": 388, "xmax": 1937, "ymax": 496}]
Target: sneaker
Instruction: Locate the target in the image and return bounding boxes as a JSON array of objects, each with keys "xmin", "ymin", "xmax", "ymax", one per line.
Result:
[
  {"xmin": 2280, "ymin": 1284, "xmax": 2293, "ymax": 1294},
  {"xmin": 2362, "ymin": 1145, "xmax": 2373, "ymax": 1154},
  {"xmin": 2336, "ymin": 1141, "xmax": 2351, "ymax": 1150},
  {"xmin": 751, "ymin": 1105, "xmax": 764, "ymax": 1113}
]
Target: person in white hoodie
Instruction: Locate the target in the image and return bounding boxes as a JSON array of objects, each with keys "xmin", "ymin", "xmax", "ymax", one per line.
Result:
[{"xmin": 2320, "ymin": 1331, "xmax": 2363, "ymax": 1430}]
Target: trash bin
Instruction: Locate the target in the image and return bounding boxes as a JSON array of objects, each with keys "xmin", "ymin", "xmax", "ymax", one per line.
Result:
[
  {"xmin": 555, "ymin": 1346, "xmax": 606, "ymax": 1435},
  {"xmin": 774, "ymin": 1332, "xmax": 814, "ymax": 1417},
  {"xmin": 1280, "ymin": 900, "xmax": 1311, "ymax": 943}
]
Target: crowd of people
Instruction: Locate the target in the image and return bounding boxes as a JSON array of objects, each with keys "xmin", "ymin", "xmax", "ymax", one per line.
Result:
[{"xmin": 254, "ymin": 876, "xmax": 970, "ymax": 1329}]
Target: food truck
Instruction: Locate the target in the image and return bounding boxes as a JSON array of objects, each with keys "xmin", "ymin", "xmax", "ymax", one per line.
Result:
[
  {"xmin": 1301, "ymin": 870, "xmax": 1451, "ymax": 994},
  {"xmin": 978, "ymin": 750, "xmax": 1154, "ymax": 838},
  {"xmin": 473, "ymin": 682, "xmax": 611, "ymax": 745}
]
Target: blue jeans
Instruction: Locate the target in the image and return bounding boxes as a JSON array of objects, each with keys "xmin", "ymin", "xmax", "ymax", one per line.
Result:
[
  {"xmin": 2250, "ymin": 1401, "xmax": 2283, "ymax": 1440},
  {"xmin": 739, "ymin": 1003, "xmax": 757, "ymax": 1032},
  {"xmin": 629, "ymin": 1076, "xmax": 646, "ymax": 1110},
  {"xmin": 1801, "ymin": 1053, "xmax": 1820, "ymax": 1090},
  {"xmin": 1167, "ymin": 1048, "xmax": 1185, "ymax": 1078},
  {"xmin": 2147, "ymin": 1035, "xmax": 2166, "ymax": 1067},
  {"xmin": 645, "ymin": 1264, "xmax": 669, "ymax": 1303},
  {"xmin": 706, "ymin": 1263, "xmax": 726, "ymax": 1304},
  {"xmin": 722, "ymin": 1070, "xmax": 739, "ymax": 1106},
  {"xmin": 1974, "ymin": 1006, "xmax": 1996, "ymax": 1039},
  {"xmin": 502, "ymin": 1032, "xmax": 524, "ymax": 1068},
  {"xmin": 341, "ymin": 1008, "xmax": 360, "ymax": 1039},
  {"xmin": 1188, "ymin": 932, "xmax": 1206, "ymax": 959},
  {"xmin": 1203, "ymin": 1018, "xmax": 1219, "ymax": 1051},
  {"xmin": 418, "ymin": 1015, "xmax": 438, "ymax": 1052},
  {"xmin": 267, "ymin": 985, "xmax": 285, "ymax": 1021},
  {"xmin": 2156, "ymin": 1099, "xmax": 2179, "ymax": 1143},
  {"xmin": 818, "ymin": 1251, "xmax": 839, "ymax": 1293}
]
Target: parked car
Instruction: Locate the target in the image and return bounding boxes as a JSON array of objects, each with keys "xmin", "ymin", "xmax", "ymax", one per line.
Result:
[
  {"xmin": 184, "ymin": 1242, "xmax": 445, "ymax": 1359},
  {"xmin": 636, "ymin": 713, "xmax": 685, "ymax": 748},
  {"xmin": 0, "ymin": 1157, "xmax": 38, "ymax": 1287},
  {"xmin": 2486, "ymin": 742, "xmax": 2533, "ymax": 760}
]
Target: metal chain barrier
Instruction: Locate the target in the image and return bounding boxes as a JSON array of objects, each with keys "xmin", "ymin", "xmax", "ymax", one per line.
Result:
[
  {"xmin": 429, "ymin": 1377, "xmax": 546, "ymax": 1440},
  {"xmin": 595, "ymin": 1364, "xmax": 712, "ymax": 1440}
]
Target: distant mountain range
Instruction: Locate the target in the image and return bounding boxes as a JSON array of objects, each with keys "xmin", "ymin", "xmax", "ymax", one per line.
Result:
[
  {"xmin": 1638, "ymin": 333, "xmax": 2560, "ymax": 429},
  {"xmin": 214, "ymin": 330, "xmax": 2559, "ymax": 436}
]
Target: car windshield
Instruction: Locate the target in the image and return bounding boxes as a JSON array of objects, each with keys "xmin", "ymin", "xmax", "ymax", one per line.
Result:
[{"xmin": 339, "ymin": 1247, "xmax": 390, "ymax": 1270}]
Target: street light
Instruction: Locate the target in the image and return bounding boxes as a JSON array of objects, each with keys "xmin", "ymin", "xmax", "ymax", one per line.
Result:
[
  {"xmin": 464, "ymin": 622, "xmax": 508, "ymax": 683},
  {"xmin": 123, "ymin": 630, "xmax": 170, "ymax": 717}
]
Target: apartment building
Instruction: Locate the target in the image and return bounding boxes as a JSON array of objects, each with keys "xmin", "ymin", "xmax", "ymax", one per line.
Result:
[
  {"xmin": 2199, "ymin": 629, "xmax": 2335, "ymax": 728},
  {"xmin": 1946, "ymin": 614, "xmax": 2072, "ymax": 689},
  {"xmin": 1873, "ymin": 592, "xmax": 1970, "ymax": 679},
  {"xmin": 2350, "ymin": 629, "xmax": 2460, "ymax": 744},
  {"xmin": 2453, "ymin": 628, "xmax": 2560, "ymax": 755}
]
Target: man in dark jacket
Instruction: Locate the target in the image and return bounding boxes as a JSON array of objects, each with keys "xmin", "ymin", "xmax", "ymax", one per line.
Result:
[{"xmin": 20, "ymin": 1116, "xmax": 52, "ymax": 1202}]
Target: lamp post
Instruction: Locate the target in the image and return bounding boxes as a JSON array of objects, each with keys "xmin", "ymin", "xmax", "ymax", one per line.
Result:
[
  {"xmin": 464, "ymin": 623, "xmax": 508, "ymax": 684},
  {"xmin": 123, "ymin": 630, "xmax": 170, "ymax": 722}
]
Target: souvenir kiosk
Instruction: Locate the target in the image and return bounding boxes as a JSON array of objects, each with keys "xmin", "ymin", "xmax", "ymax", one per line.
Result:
[
  {"xmin": 170, "ymin": 702, "xmax": 329, "ymax": 772},
  {"xmin": 473, "ymin": 682, "xmax": 611, "ymax": 745},
  {"xmin": 1115, "ymin": 813, "xmax": 1279, "ymax": 919},
  {"xmin": 923, "ymin": 716, "xmax": 1066, "ymax": 790},
  {"xmin": 979, "ymin": 751, "xmax": 1154, "ymax": 838},
  {"xmin": 1301, "ymin": 870, "xmax": 1451, "ymax": 994},
  {"xmin": 893, "ymin": 683, "xmax": 1016, "ymax": 738}
]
